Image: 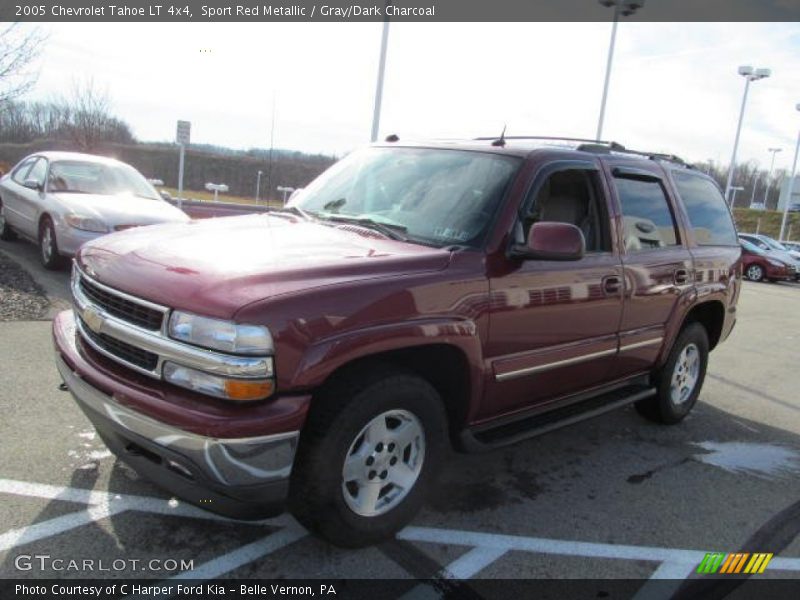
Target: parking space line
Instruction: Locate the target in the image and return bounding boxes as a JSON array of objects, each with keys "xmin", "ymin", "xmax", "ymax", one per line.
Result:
[
  {"xmin": 168, "ymin": 526, "xmax": 307, "ymax": 581},
  {"xmin": 441, "ymin": 546, "xmax": 508, "ymax": 579},
  {"xmin": 0, "ymin": 500, "xmax": 128, "ymax": 552}
]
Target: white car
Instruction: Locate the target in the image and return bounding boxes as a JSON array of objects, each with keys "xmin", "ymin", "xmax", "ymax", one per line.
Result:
[{"xmin": 0, "ymin": 151, "xmax": 189, "ymax": 269}]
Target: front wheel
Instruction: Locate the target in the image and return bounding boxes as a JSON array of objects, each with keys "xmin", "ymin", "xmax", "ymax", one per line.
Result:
[
  {"xmin": 636, "ymin": 323, "xmax": 709, "ymax": 425},
  {"xmin": 745, "ymin": 264, "xmax": 764, "ymax": 281},
  {"xmin": 289, "ymin": 366, "xmax": 448, "ymax": 547},
  {"xmin": 39, "ymin": 217, "xmax": 64, "ymax": 270}
]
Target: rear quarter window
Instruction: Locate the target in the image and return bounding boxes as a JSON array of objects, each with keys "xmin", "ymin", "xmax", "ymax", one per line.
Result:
[{"xmin": 672, "ymin": 171, "xmax": 738, "ymax": 246}]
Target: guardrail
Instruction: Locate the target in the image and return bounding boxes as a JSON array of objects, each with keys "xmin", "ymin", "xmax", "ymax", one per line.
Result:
[{"xmin": 164, "ymin": 197, "xmax": 273, "ymax": 219}]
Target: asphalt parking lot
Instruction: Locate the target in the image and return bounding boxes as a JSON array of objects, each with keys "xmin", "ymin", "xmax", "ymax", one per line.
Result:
[{"xmin": 2, "ymin": 238, "xmax": 800, "ymax": 593}]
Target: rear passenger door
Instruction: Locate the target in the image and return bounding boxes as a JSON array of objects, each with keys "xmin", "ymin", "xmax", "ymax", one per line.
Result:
[{"xmin": 607, "ymin": 164, "xmax": 694, "ymax": 379}]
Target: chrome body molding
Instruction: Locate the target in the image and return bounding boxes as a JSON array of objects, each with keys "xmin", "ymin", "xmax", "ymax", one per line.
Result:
[
  {"xmin": 55, "ymin": 353, "xmax": 297, "ymax": 486},
  {"xmin": 495, "ymin": 337, "xmax": 664, "ymax": 382}
]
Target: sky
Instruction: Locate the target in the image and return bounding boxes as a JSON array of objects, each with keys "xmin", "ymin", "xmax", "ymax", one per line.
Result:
[{"xmin": 18, "ymin": 21, "xmax": 800, "ymax": 170}]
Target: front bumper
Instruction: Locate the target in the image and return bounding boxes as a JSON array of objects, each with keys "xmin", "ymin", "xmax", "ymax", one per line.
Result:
[{"xmin": 54, "ymin": 312, "xmax": 301, "ymax": 519}]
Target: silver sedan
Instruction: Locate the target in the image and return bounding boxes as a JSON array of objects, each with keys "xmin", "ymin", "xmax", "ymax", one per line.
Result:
[{"xmin": 0, "ymin": 151, "xmax": 189, "ymax": 269}]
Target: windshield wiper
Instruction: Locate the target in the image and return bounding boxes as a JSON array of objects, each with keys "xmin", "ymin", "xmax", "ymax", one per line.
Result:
[
  {"xmin": 269, "ymin": 205, "xmax": 314, "ymax": 220},
  {"xmin": 322, "ymin": 214, "xmax": 408, "ymax": 241}
]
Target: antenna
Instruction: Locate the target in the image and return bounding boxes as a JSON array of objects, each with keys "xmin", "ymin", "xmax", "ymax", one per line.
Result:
[{"xmin": 491, "ymin": 125, "xmax": 507, "ymax": 147}]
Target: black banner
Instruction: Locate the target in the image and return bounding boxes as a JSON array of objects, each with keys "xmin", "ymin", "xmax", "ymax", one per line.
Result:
[
  {"xmin": 1, "ymin": 0, "xmax": 799, "ymax": 23},
  {"xmin": 3, "ymin": 578, "xmax": 800, "ymax": 600}
]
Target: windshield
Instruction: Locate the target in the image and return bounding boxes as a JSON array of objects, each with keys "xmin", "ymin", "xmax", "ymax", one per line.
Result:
[
  {"xmin": 740, "ymin": 239, "xmax": 766, "ymax": 255},
  {"xmin": 290, "ymin": 147, "xmax": 521, "ymax": 247},
  {"xmin": 760, "ymin": 236, "xmax": 788, "ymax": 252},
  {"xmin": 48, "ymin": 160, "xmax": 161, "ymax": 200}
]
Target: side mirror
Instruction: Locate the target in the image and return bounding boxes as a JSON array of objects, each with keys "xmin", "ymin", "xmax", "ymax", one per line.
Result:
[
  {"xmin": 160, "ymin": 190, "xmax": 173, "ymax": 201},
  {"xmin": 23, "ymin": 178, "xmax": 43, "ymax": 191},
  {"xmin": 510, "ymin": 221, "xmax": 585, "ymax": 261}
]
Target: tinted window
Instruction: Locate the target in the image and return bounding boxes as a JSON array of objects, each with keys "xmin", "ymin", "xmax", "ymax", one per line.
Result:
[
  {"xmin": 672, "ymin": 172, "xmax": 738, "ymax": 246},
  {"xmin": 26, "ymin": 158, "xmax": 47, "ymax": 186},
  {"xmin": 523, "ymin": 168, "xmax": 610, "ymax": 252},
  {"xmin": 615, "ymin": 177, "xmax": 679, "ymax": 251}
]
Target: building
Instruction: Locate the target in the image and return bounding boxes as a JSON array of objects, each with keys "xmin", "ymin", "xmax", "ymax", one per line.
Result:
[{"xmin": 777, "ymin": 175, "xmax": 800, "ymax": 211}]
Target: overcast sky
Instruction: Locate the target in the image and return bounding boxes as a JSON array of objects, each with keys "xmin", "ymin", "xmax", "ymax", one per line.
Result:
[{"xmin": 23, "ymin": 21, "xmax": 800, "ymax": 169}]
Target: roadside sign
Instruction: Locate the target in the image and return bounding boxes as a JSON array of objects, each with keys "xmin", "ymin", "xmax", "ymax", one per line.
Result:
[{"xmin": 176, "ymin": 120, "xmax": 191, "ymax": 145}]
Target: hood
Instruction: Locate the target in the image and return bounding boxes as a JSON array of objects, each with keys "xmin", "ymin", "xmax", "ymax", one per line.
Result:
[
  {"xmin": 55, "ymin": 193, "xmax": 189, "ymax": 229},
  {"xmin": 78, "ymin": 214, "xmax": 452, "ymax": 319}
]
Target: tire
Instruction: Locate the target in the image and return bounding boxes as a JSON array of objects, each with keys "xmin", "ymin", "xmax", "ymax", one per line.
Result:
[
  {"xmin": 39, "ymin": 217, "xmax": 64, "ymax": 270},
  {"xmin": 745, "ymin": 264, "xmax": 764, "ymax": 282},
  {"xmin": 0, "ymin": 199, "xmax": 16, "ymax": 241},
  {"xmin": 289, "ymin": 365, "xmax": 448, "ymax": 547},
  {"xmin": 635, "ymin": 322, "xmax": 709, "ymax": 425}
]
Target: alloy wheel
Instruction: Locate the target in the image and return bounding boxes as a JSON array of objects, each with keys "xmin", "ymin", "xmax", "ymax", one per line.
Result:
[{"xmin": 670, "ymin": 343, "xmax": 700, "ymax": 406}]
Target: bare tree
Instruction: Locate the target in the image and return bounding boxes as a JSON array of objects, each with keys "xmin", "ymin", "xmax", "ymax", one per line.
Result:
[
  {"xmin": 56, "ymin": 79, "xmax": 134, "ymax": 150},
  {"xmin": 0, "ymin": 24, "xmax": 46, "ymax": 107}
]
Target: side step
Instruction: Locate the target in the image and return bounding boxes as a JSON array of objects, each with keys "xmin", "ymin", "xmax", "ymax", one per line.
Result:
[{"xmin": 461, "ymin": 385, "xmax": 656, "ymax": 451}]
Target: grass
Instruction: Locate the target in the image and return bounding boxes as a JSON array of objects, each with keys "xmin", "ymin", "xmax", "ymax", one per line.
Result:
[
  {"xmin": 732, "ymin": 208, "xmax": 800, "ymax": 241},
  {"xmin": 160, "ymin": 186, "xmax": 284, "ymax": 208}
]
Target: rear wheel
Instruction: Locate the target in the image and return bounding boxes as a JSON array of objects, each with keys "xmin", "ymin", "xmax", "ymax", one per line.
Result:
[
  {"xmin": 745, "ymin": 264, "xmax": 764, "ymax": 282},
  {"xmin": 0, "ymin": 199, "xmax": 16, "ymax": 241},
  {"xmin": 289, "ymin": 365, "xmax": 448, "ymax": 547},
  {"xmin": 636, "ymin": 323, "xmax": 709, "ymax": 425},
  {"xmin": 39, "ymin": 217, "xmax": 64, "ymax": 270}
]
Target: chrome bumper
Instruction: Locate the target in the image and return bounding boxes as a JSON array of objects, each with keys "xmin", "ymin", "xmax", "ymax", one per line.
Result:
[{"xmin": 55, "ymin": 353, "xmax": 299, "ymax": 488}]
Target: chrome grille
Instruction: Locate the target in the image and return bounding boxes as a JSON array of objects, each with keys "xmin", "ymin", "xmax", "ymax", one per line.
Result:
[
  {"xmin": 78, "ymin": 318, "xmax": 159, "ymax": 371},
  {"xmin": 79, "ymin": 276, "xmax": 164, "ymax": 331}
]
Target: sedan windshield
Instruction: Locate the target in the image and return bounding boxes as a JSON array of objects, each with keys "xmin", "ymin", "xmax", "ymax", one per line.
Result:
[
  {"xmin": 48, "ymin": 160, "xmax": 160, "ymax": 200},
  {"xmin": 291, "ymin": 147, "xmax": 521, "ymax": 247}
]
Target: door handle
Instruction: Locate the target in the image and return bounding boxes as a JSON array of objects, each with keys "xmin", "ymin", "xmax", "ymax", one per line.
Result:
[
  {"xmin": 602, "ymin": 275, "xmax": 622, "ymax": 295},
  {"xmin": 674, "ymin": 269, "xmax": 690, "ymax": 285}
]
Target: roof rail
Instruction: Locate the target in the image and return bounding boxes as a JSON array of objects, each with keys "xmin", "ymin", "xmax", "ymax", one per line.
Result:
[{"xmin": 474, "ymin": 135, "xmax": 618, "ymax": 145}]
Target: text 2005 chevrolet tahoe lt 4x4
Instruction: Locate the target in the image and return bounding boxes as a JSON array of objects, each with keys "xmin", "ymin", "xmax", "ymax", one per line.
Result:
[{"xmin": 54, "ymin": 138, "xmax": 740, "ymax": 546}]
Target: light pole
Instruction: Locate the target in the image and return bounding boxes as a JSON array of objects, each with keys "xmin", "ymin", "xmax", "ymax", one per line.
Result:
[
  {"xmin": 779, "ymin": 104, "xmax": 800, "ymax": 241},
  {"xmin": 749, "ymin": 172, "xmax": 760, "ymax": 207},
  {"xmin": 595, "ymin": 0, "xmax": 644, "ymax": 141},
  {"xmin": 724, "ymin": 65, "xmax": 771, "ymax": 204},
  {"xmin": 277, "ymin": 185, "xmax": 295, "ymax": 205},
  {"xmin": 762, "ymin": 147, "xmax": 782, "ymax": 206},
  {"xmin": 256, "ymin": 170, "xmax": 263, "ymax": 203},
  {"xmin": 370, "ymin": 1, "xmax": 392, "ymax": 142},
  {"xmin": 730, "ymin": 186, "xmax": 745, "ymax": 208},
  {"xmin": 205, "ymin": 182, "xmax": 228, "ymax": 203}
]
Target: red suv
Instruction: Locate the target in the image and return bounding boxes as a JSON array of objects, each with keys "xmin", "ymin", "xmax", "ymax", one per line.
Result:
[{"xmin": 53, "ymin": 138, "xmax": 741, "ymax": 546}]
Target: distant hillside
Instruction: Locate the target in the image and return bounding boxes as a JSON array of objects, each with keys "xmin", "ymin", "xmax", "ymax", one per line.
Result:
[{"xmin": 0, "ymin": 140, "xmax": 336, "ymax": 200}]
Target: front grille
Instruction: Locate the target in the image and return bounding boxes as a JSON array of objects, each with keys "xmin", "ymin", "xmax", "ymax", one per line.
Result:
[
  {"xmin": 79, "ymin": 277, "xmax": 163, "ymax": 331},
  {"xmin": 79, "ymin": 319, "xmax": 159, "ymax": 371}
]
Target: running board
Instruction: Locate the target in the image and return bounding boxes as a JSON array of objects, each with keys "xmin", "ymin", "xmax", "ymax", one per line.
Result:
[{"xmin": 460, "ymin": 385, "xmax": 656, "ymax": 452}]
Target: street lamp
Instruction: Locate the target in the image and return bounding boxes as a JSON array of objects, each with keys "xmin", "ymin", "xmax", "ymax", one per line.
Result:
[
  {"xmin": 256, "ymin": 170, "xmax": 263, "ymax": 203},
  {"xmin": 724, "ymin": 65, "xmax": 772, "ymax": 204},
  {"xmin": 779, "ymin": 104, "xmax": 800, "ymax": 241},
  {"xmin": 762, "ymin": 147, "xmax": 782, "ymax": 206},
  {"xmin": 277, "ymin": 185, "xmax": 295, "ymax": 205},
  {"xmin": 595, "ymin": 0, "xmax": 645, "ymax": 141}
]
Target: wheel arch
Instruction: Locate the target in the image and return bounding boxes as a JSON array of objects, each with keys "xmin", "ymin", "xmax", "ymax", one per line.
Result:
[{"xmin": 682, "ymin": 299, "xmax": 726, "ymax": 351}]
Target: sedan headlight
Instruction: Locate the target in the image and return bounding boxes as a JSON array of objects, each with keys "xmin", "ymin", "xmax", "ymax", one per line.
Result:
[
  {"xmin": 65, "ymin": 214, "xmax": 109, "ymax": 233},
  {"xmin": 168, "ymin": 311, "xmax": 273, "ymax": 355}
]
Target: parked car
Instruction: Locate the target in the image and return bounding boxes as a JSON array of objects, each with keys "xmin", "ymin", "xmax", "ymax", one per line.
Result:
[
  {"xmin": 781, "ymin": 240, "xmax": 800, "ymax": 253},
  {"xmin": 788, "ymin": 202, "xmax": 800, "ymax": 213},
  {"xmin": 0, "ymin": 152, "xmax": 189, "ymax": 269},
  {"xmin": 54, "ymin": 137, "xmax": 741, "ymax": 547},
  {"xmin": 739, "ymin": 238, "xmax": 795, "ymax": 282},
  {"xmin": 738, "ymin": 233, "xmax": 800, "ymax": 279}
]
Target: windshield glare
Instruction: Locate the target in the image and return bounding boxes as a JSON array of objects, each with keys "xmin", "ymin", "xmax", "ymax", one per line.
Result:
[
  {"xmin": 48, "ymin": 160, "xmax": 160, "ymax": 200},
  {"xmin": 291, "ymin": 147, "xmax": 520, "ymax": 247}
]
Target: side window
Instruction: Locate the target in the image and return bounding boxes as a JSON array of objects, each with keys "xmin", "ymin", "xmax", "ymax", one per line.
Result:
[
  {"xmin": 521, "ymin": 168, "xmax": 610, "ymax": 253},
  {"xmin": 25, "ymin": 158, "xmax": 47, "ymax": 186},
  {"xmin": 614, "ymin": 176, "xmax": 679, "ymax": 251},
  {"xmin": 672, "ymin": 172, "xmax": 738, "ymax": 246},
  {"xmin": 11, "ymin": 158, "xmax": 36, "ymax": 184}
]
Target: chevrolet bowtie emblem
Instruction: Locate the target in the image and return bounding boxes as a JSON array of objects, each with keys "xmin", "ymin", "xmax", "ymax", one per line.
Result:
[{"xmin": 82, "ymin": 306, "xmax": 104, "ymax": 334}]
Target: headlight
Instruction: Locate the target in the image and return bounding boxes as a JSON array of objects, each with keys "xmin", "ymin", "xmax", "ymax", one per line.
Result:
[
  {"xmin": 65, "ymin": 214, "xmax": 109, "ymax": 233},
  {"xmin": 163, "ymin": 362, "xmax": 274, "ymax": 401},
  {"xmin": 168, "ymin": 311, "xmax": 273, "ymax": 355}
]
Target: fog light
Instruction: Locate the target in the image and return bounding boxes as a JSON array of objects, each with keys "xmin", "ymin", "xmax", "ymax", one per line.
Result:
[{"xmin": 163, "ymin": 362, "xmax": 273, "ymax": 401}]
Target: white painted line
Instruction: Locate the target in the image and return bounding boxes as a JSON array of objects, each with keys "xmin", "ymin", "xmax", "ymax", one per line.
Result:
[
  {"xmin": 0, "ymin": 500, "xmax": 128, "ymax": 552},
  {"xmin": 0, "ymin": 478, "xmax": 296, "ymax": 527},
  {"xmin": 442, "ymin": 546, "xmax": 508, "ymax": 579}
]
